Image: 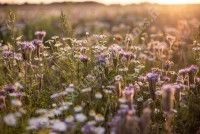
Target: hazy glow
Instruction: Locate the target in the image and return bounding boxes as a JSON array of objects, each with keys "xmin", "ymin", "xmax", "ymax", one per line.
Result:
[
  {"xmin": 152, "ymin": 0, "xmax": 200, "ymax": 4},
  {"xmin": 1, "ymin": 0, "xmax": 200, "ymax": 4}
]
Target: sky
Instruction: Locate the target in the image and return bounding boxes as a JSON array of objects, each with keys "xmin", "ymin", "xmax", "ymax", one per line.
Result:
[{"xmin": 1, "ymin": 0, "xmax": 200, "ymax": 5}]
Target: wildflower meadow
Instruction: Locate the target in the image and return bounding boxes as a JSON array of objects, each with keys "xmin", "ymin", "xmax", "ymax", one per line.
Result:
[{"xmin": 0, "ymin": 1, "xmax": 200, "ymax": 134}]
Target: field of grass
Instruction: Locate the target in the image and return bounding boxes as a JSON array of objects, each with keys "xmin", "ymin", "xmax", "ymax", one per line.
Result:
[{"xmin": 0, "ymin": 2, "xmax": 200, "ymax": 134}]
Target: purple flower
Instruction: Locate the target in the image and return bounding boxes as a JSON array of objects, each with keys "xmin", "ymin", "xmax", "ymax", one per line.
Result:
[
  {"xmin": 0, "ymin": 91, "xmax": 6, "ymax": 109},
  {"xmin": 173, "ymin": 84, "xmax": 183, "ymax": 90},
  {"xmin": 0, "ymin": 90, "xmax": 6, "ymax": 96},
  {"xmin": 196, "ymin": 77, "xmax": 200, "ymax": 83},
  {"xmin": 0, "ymin": 103, "xmax": 5, "ymax": 109},
  {"xmin": 97, "ymin": 54, "xmax": 107, "ymax": 64},
  {"xmin": 146, "ymin": 72, "xmax": 159, "ymax": 82},
  {"xmin": 138, "ymin": 76, "xmax": 146, "ymax": 82},
  {"xmin": 178, "ymin": 69, "xmax": 189, "ymax": 75},
  {"xmin": 3, "ymin": 84, "xmax": 17, "ymax": 93},
  {"xmin": 108, "ymin": 44, "xmax": 123, "ymax": 54},
  {"xmin": 81, "ymin": 124, "xmax": 94, "ymax": 134},
  {"xmin": 188, "ymin": 65, "xmax": 199, "ymax": 85},
  {"xmin": 2, "ymin": 50, "xmax": 14, "ymax": 59},
  {"xmin": 173, "ymin": 83, "xmax": 184, "ymax": 101},
  {"xmin": 14, "ymin": 53, "xmax": 22, "ymax": 61},
  {"xmin": 79, "ymin": 55, "xmax": 89, "ymax": 62},
  {"xmin": 179, "ymin": 65, "xmax": 199, "ymax": 85},
  {"xmin": 188, "ymin": 65, "xmax": 198, "ymax": 73},
  {"xmin": 161, "ymin": 84, "xmax": 175, "ymax": 94},
  {"xmin": 123, "ymin": 84, "xmax": 135, "ymax": 96},
  {"xmin": 35, "ymin": 31, "xmax": 46, "ymax": 40},
  {"xmin": 178, "ymin": 65, "xmax": 198, "ymax": 76},
  {"xmin": 110, "ymin": 107, "xmax": 139, "ymax": 134},
  {"xmin": 146, "ymin": 71, "xmax": 159, "ymax": 100},
  {"xmin": 120, "ymin": 51, "xmax": 134, "ymax": 60},
  {"xmin": 161, "ymin": 84, "xmax": 175, "ymax": 112},
  {"xmin": 109, "ymin": 115, "xmax": 121, "ymax": 133},
  {"xmin": 122, "ymin": 85, "xmax": 135, "ymax": 108},
  {"xmin": 32, "ymin": 39, "xmax": 43, "ymax": 47},
  {"xmin": 161, "ymin": 76, "xmax": 171, "ymax": 82},
  {"xmin": 117, "ymin": 107, "xmax": 129, "ymax": 116},
  {"xmin": 9, "ymin": 91, "xmax": 25, "ymax": 98},
  {"xmin": 21, "ymin": 42, "xmax": 36, "ymax": 51}
]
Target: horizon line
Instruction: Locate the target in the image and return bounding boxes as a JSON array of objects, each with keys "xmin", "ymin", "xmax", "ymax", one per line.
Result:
[{"xmin": 1, "ymin": 0, "xmax": 200, "ymax": 5}]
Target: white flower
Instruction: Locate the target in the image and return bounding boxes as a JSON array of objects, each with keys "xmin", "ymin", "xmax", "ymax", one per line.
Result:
[
  {"xmin": 19, "ymin": 108, "xmax": 27, "ymax": 114},
  {"xmin": 86, "ymin": 75, "xmax": 96, "ymax": 82},
  {"xmin": 65, "ymin": 87, "xmax": 74, "ymax": 93},
  {"xmin": 95, "ymin": 92, "xmax": 103, "ymax": 99},
  {"xmin": 51, "ymin": 91, "xmax": 68, "ymax": 99},
  {"xmin": 52, "ymin": 121, "xmax": 67, "ymax": 132},
  {"xmin": 94, "ymin": 127, "xmax": 105, "ymax": 134},
  {"xmin": 28, "ymin": 117, "xmax": 49, "ymax": 129},
  {"xmin": 89, "ymin": 110, "xmax": 96, "ymax": 117},
  {"xmin": 4, "ymin": 113, "xmax": 17, "ymax": 127},
  {"xmin": 65, "ymin": 115, "xmax": 74, "ymax": 123},
  {"xmin": 108, "ymin": 44, "xmax": 122, "ymax": 53},
  {"xmin": 69, "ymin": 84, "xmax": 74, "ymax": 88},
  {"xmin": 14, "ymin": 112, "xmax": 22, "ymax": 117},
  {"xmin": 119, "ymin": 67, "xmax": 128, "ymax": 72},
  {"xmin": 137, "ymin": 97, "xmax": 143, "ymax": 102},
  {"xmin": 81, "ymin": 87, "xmax": 92, "ymax": 93},
  {"xmin": 118, "ymin": 98, "xmax": 126, "ymax": 104},
  {"xmin": 103, "ymin": 89, "xmax": 112, "ymax": 94},
  {"xmin": 61, "ymin": 91, "xmax": 68, "ymax": 96},
  {"xmin": 155, "ymin": 90, "xmax": 162, "ymax": 96},
  {"xmin": 64, "ymin": 84, "xmax": 75, "ymax": 93},
  {"xmin": 75, "ymin": 113, "xmax": 87, "ymax": 122},
  {"xmin": 45, "ymin": 111, "xmax": 54, "ymax": 118},
  {"xmin": 52, "ymin": 103, "xmax": 57, "ymax": 107},
  {"xmin": 58, "ymin": 105, "xmax": 69, "ymax": 111},
  {"xmin": 62, "ymin": 101, "xmax": 72, "ymax": 106},
  {"xmin": 11, "ymin": 99, "xmax": 22, "ymax": 107},
  {"xmin": 53, "ymin": 109, "xmax": 62, "ymax": 116},
  {"xmin": 95, "ymin": 114, "xmax": 104, "ymax": 122},
  {"xmin": 9, "ymin": 92, "xmax": 25, "ymax": 97},
  {"xmin": 51, "ymin": 36, "xmax": 59, "ymax": 40},
  {"xmin": 35, "ymin": 109, "xmax": 48, "ymax": 114},
  {"xmin": 74, "ymin": 105, "xmax": 83, "ymax": 112},
  {"xmin": 54, "ymin": 43, "xmax": 62, "ymax": 47},
  {"xmin": 115, "ymin": 75, "xmax": 123, "ymax": 81},
  {"xmin": 154, "ymin": 108, "xmax": 160, "ymax": 114},
  {"xmin": 14, "ymin": 82, "xmax": 23, "ymax": 89},
  {"xmin": 50, "ymin": 93, "xmax": 60, "ymax": 99},
  {"xmin": 87, "ymin": 120, "xmax": 97, "ymax": 125},
  {"xmin": 119, "ymin": 104, "xmax": 129, "ymax": 109}
]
